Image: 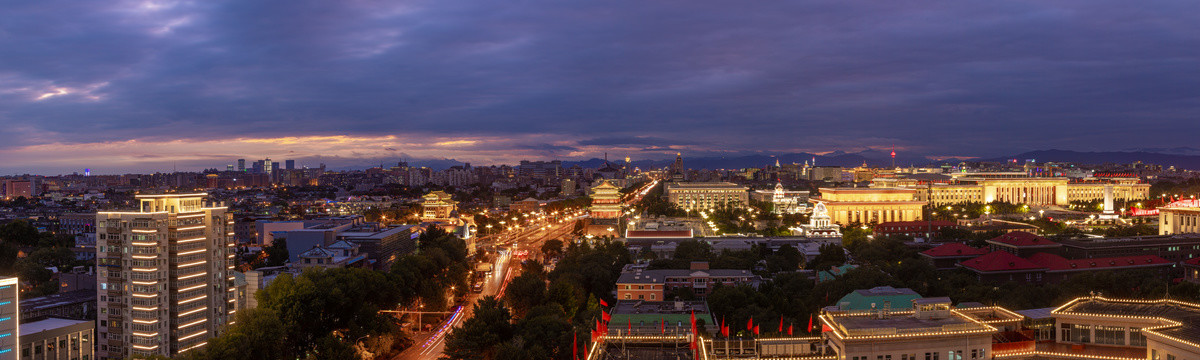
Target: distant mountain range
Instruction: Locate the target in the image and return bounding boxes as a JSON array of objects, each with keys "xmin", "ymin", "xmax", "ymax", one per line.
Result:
[
  {"xmin": 330, "ymin": 148, "xmax": 1200, "ymax": 172},
  {"xmin": 564, "ymin": 149, "xmax": 1200, "ymax": 171}
]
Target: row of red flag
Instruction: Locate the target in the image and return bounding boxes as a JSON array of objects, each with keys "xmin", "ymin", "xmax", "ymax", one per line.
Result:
[{"xmin": 718, "ymin": 314, "xmax": 822, "ymax": 337}]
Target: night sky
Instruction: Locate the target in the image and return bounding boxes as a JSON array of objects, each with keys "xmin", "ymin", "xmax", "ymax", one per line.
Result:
[{"xmin": 3, "ymin": 0, "xmax": 1200, "ymax": 174}]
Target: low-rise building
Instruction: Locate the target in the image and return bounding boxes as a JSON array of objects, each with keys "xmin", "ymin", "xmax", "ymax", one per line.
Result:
[
  {"xmin": 665, "ymin": 182, "xmax": 749, "ymax": 211},
  {"xmin": 615, "ymin": 265, "xmax": 759, "ymax": 300},
  {"xmin": 820, "ymin": 298, "xmax": 999, "ymax": 360},
  {"xmin": 829, "ymin": 286, "xmax": 923, "ymax": 312},
  {"xmin": 920, "ymin": 243, "xmax": 989, "ymax": 270},
  {"xmin": 959, "ymin": 250, "xmax": 1173, "ymax": 284},
  {"xmin": 985, "ymin": 232, "xmax": 1062, "ymax": 257},
  {"xmin": 18, "ymin": 318, "xmax": 94, "ymax": 360},
  {"xmin": 813, "ymin": 188, "xmax": 926, "ymax": 225}
]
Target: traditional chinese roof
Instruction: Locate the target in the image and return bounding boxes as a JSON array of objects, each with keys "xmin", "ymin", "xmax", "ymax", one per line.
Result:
[
  {"xmin": 959, "ymin": 251, "xmax": 1046, "ymax": 272},
  {"xmin": 921, "ymin": 243, "xmax": 989, "ymax": 258}
]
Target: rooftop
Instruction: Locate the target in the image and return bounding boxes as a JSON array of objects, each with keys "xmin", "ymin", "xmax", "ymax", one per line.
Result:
[
  {"xmin": 20, "ymin": 317, "xmax": 91, "ymax": 336},
  {"xmin": 987, "ymin": 232, "xmax": 1059, "ymax": 247},
  {"xmin": 1054, "ymin": 297, "xmax": 1200, "ymax": 345},
  {"xmin": 826, "ymin": 311, "xmax": 994, "ymax": 339},
  {"xmin": 21, "ymin": 289, "xmax": 95, "ymax": 311},
  {"xmin": 616, "ymin": 269, "xmax": 756, "ymax": 284},
  {"xmin": 959, "ymin": 251, "xmax": 1046, "ymax": 272},
  {"xmin": 1026, "ymin": 252, "xmax": 1171, "ymax": 272}
]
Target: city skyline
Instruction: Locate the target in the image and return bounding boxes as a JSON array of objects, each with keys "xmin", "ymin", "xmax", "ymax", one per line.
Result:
[{"xmin": 4, "ymin": 1, "xmax": 1200, "ymax": 173}]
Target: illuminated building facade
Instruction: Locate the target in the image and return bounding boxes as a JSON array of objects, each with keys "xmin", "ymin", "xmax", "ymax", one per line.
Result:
[
  {"xmin": 875, "ymin": 173, "xmax": 1150, "ymax": 206},
  {"xmin": 665, "ymin": 182, "xmax": 749, "ymax": 211},
  {"xmin": 96, "ymin": 194, "xmax": 236, "ymax": 359},
  {"xmin": 589, "ymin": 180, "xmax": 622, "ymax": 219},
  {"xmin": 813, "ymin": 188, "xmax": 926, "ymax": 225},
  {"xmin": 1159, "ymin": 205, "xmax": 1200, "ymax": 235},
  {"xmin": 420, "ymin": 191, "xmax": 457, "ymax": 221},
  {"xmin": 819, "ymin": 299, "xmax": 1000, "ymax": 360},
  {"xmin": 0, "ymin": 277, "xmax": 17, "ymax": 358},
  {"xmin": 750, "ymin": 181, "xmax": 809, "ymax": 214}
]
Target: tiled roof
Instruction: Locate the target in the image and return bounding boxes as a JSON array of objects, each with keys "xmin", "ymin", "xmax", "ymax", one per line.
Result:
[
  {"xmin": 1185, "ymin": 257, "xmax": 1200, "ymax": 266},
  {"xmin": 1027, "ymin": 252, "xmax": 1172, "ymax": 272},
  {"xmin": 987, "ymin": 231, "xmax": 1058, "ymax": 247},
  {"xmin": 921, "ymin": 243, "xmax": 989, "ymax": 258},
  {"xmin": 959, "ymin": 251, "xmax": 1046, "ymax": 272}
]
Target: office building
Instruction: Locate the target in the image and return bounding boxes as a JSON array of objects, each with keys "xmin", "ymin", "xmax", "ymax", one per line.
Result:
[
  {"xmin": 96, "ymin": 193, "xmax": 236, "ymax": 359},
  {"xmin": 664, "ymin": 182, "xmax": 749, "ymax": 211},
  {"xmin": 18, "ymin": 318, "xmax": 93, "ymax": 360},
  {"xmin": 236, "ymin": 159, "xmax": 245, "ymax": 172},
  {"xmin": 284, "ymin": 160, "xmax": 294, "ymax": 170}
]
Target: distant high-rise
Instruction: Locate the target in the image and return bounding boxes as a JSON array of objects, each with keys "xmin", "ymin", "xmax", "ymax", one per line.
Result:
[
  {"xmin": 670, "ymin": 153, "xmax": 685, "ymax": 182},
  {"xmin": 285, "ymin": 160, "xmax": 295, "ymax": 170},
  {"xmin": 96, "ymin": 193, "xmax": 236, "ymax": 358},
  {"xmin": 263, "ymin": 158, "xmax": 273, "ymax": 175},
  {"xmin": 236, "ymin": 159, "xmax": 245, "ymax": 172}
]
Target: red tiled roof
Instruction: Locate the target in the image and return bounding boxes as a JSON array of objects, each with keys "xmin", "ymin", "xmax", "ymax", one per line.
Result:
[
  {"xmin": 960, "ymin": 251, "xmax": 1047, "ymax": 272},
  {"xmin": 1028, "ymin": 253, "xmax": 1173, "ymax": 272},
  {"xmin": 624, "ymin": 230, "xmax": 693, "ymax": 238},
  {"xmin": 921, "ymin": 243, "xmax": 989, "ymax": 258},
  {"xmin": 987, "ymin": 231, "xmax": 1059, "ymax": 247},
  {"xmin": 1185, "ymin": 257, "xmax": 1200, "ymax": 266}
]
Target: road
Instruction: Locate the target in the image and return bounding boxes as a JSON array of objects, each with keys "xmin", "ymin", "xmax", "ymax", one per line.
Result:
[{"xmin": 395, "ymin": 211, "xmax": 583, "ymax": 360}]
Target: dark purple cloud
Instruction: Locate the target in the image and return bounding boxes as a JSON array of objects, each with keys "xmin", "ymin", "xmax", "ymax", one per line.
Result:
[{"xmin": 1, "ymin": 0, "xmax": 1199, "ymax": 171}]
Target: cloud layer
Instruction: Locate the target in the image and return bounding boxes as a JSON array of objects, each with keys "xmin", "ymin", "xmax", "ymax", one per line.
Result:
[{"xmin": 2, "ymin": 0, "xmax": 1199, "ymax": 174}]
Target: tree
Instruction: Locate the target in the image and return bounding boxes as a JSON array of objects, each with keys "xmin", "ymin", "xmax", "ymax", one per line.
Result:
[
  {"xmin": 505, "ymin": 273, "xmax": 547, "ymax": 318},
  {"xmin": 0, "ymin": 220, "xmax": 40, "ymax": 246},
  {"xmin": 445, "ymin": 296, "xmax": 514, "ymax": 360},
  {"xmin": 673, "ymin": 240, "xmax": 713, "ymax": 261},
  {"xmin": 540, "ymin": 239, "xmax": 564, "ymax": 259},
  {"xmin": 262, "ymin": 239, "xmax": 289, "ymax": 268},
  {"xmin": 193, "ymin": 308, "xmax": 292, "ymax": 360},
  {"xmin": 808, "ymin": 244, "xmax": 847, "ymax": 270}
]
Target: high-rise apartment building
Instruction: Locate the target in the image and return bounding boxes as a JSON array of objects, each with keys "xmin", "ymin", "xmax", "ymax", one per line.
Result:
[
  {"xmin": 236, "ymin": 159, "xmax": 245, "ymax": 172},
  {"xmin": 0, "ymin": 276, "xmax": 18, "ymax": 359},
  {"xmin": 96, "ymin": 194, "xmax": 236, "ymax": 359}
]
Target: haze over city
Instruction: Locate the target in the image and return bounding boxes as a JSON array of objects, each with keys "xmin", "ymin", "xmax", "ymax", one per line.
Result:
[{"xmin": 4, "ymin": 1, "xmax": 1200, "ymax": 174}]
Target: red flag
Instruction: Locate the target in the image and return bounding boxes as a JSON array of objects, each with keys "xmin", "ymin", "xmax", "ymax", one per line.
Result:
[
  {"xmin": 599, "ymin": 298, "xmax": 608, "ymax": 307},
  {"xmin": 689, "ymin": 310, "xmax": 696, "ymax": 329},
  {"xmin": 788, "ymin": 323, "xmax": 794, "ymax": 336},
  {"xmin": 747, "ymin": 317, "xmax": 753, "ymax": 331},
  {"xmin": 754, "ymin": 325, "xmax": 760, "ymax": 335},
  {"xmin": 627, "ymin": 319, "xmax": 632, "ymax": 333},
  {"xmin": 719, "ymin": 317, "xmax": 725, "ymax": 336},
  {"xmin": 573, "ymin": 332, "xmax": 578, "ymax": 360},
  {"xmin": 602, "ymin": 311, "xmax": 611, "ymax": 323},
  {"xmin": 661, "ymin": 318, "xmax": 666, "ymax": 334},
  {"xmin": 808, "ymin": 315, "xmax": 814, "ymax": 333},
  {"xmin": 779, "ymin": 316, "xmax": 784, "ymax": 333},
  {"xmin": 722, "ymin": 324, "xmax": 729, "ymax": 337}
]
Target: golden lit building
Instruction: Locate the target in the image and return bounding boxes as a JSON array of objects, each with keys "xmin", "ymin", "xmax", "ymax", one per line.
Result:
[
  {"xmin": 590, "ymin": 180, "xmax": 622, "ymax": 219},
  {"xmin": 420, "ymin": 191, "xmax": 457, "ymax": 221},
  {"xmin": 1159, "ymin": 203, "xmax": 1200, "ymax": 235},
  {"xmin": 96, "ymin": 193, "xmax": 236, "ymax": 359},
  {"xmin": 665, "ymin": 182, "xmax": 749, "ymax": 211},
  {"xmin": 814, "ymin": 188, "xmax": 926, "ymax": 225},
  {"xmin": 873, "ymin": 173, "xmax": 1150, "ymax": 206},
  {"xmin": 819, "ymin": 298, "xmax": 1006, "ymax": 360}
]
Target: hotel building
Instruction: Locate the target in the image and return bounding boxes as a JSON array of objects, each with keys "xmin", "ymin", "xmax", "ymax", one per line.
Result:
[
  {"xmin": 813, "ymin": 188, "xmax": 927, "ymax": 225},
  {"xmin": 96, "ymin": 193, "xmax": 236, "ymax": 359},
  {"xmin": 665, "ymin": 182, "xmax": 749, "ymax": 211}
]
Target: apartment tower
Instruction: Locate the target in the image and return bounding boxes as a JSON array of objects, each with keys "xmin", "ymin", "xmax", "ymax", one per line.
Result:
[{"xmin": 96, "ymin": 193, "xmax": 236, "ymax": 359}]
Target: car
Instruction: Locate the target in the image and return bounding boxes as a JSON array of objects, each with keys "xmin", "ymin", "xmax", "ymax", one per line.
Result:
[{"xmin": 472, "ymin": 282, "xmax": 484, "ymax": 293}]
